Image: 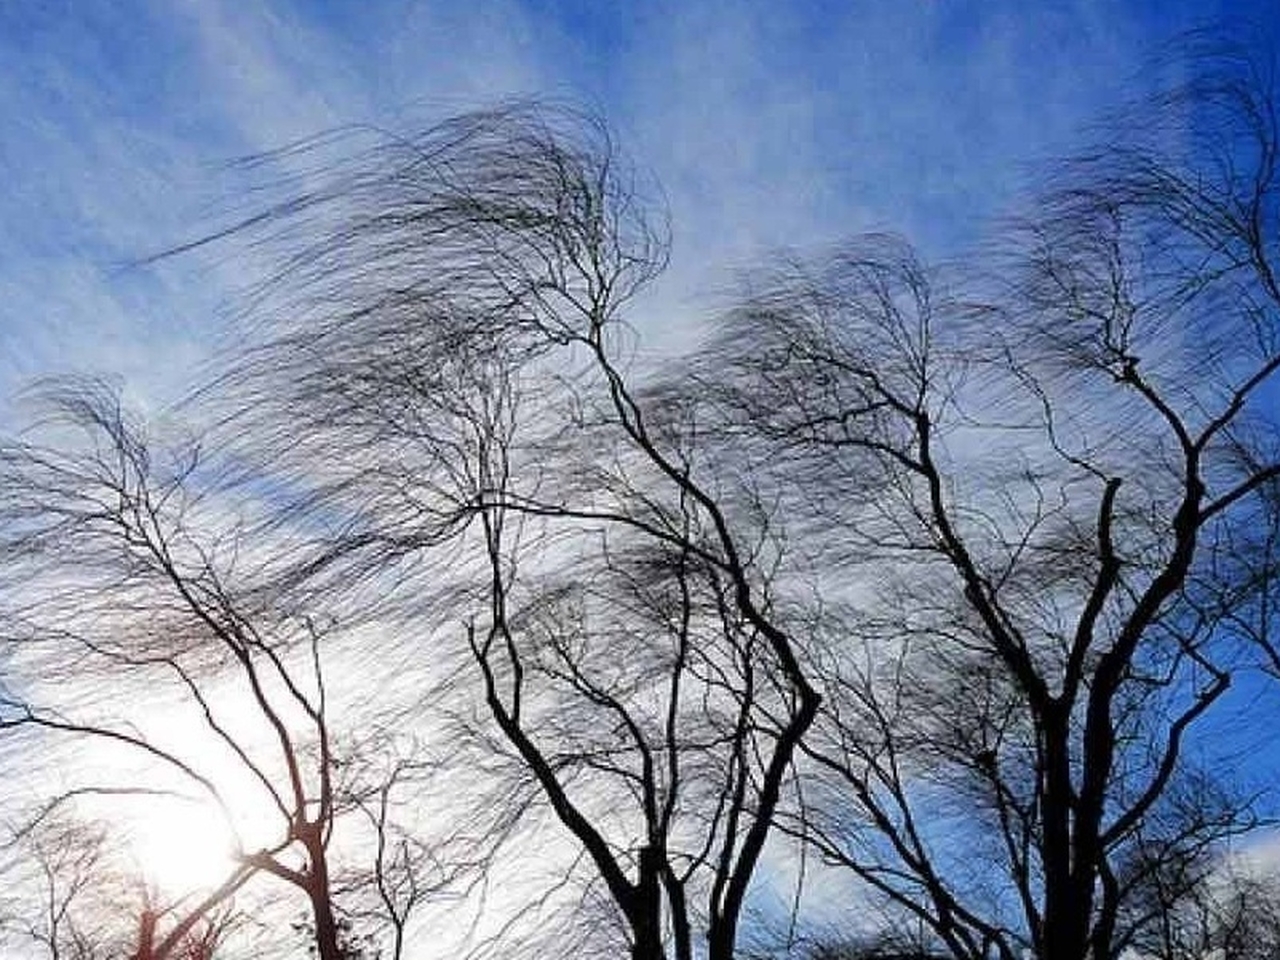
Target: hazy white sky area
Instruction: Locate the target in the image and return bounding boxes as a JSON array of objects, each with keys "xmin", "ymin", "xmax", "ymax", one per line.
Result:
[{"xmin": 1, "ymin": 0, "xmax": 1270, "ymax": 421}]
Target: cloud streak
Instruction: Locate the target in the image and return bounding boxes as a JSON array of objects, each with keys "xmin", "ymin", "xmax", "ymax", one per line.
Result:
[{"xmin": 0, "ymin": 0, "xmax": 1271, "ymax": 412}]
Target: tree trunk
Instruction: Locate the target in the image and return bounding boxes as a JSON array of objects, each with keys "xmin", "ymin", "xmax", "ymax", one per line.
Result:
[
  {"xmin": 132, "ymin": 909, "xmax": 157, "ymax": 960},
  {"xmin": 1039, "ymin": 704, "xmax": 1092, "ymax": 960},
  {"xmin": 304, "ymin": 835, "xmax": 343, "ymax": 960},
  {"xmin": 631, "ymin": 846, "xmax": 665, "ymax": 960}
]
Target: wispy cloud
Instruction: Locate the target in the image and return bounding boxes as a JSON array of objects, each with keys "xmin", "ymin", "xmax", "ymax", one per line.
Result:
[{"xmin": 0, "ymin": 0, "xmax": 1270, "ymax": 413}]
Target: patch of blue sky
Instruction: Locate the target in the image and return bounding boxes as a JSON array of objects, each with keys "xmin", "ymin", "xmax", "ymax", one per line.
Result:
[
  {"xmin": 0, "ymin": 0, "xmax": 1272, "ymax": 404},
  {"xmin": 2, "ymin": 0, "xmax": 1274, "ymax": 417}
]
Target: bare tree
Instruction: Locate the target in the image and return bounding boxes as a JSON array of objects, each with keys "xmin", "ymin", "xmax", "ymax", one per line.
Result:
[
  {"xmin": 0, "ymin": 381, "xmax": 429, "ymax": 960},
  {"xmin": 209, "ymin": 102, "xmax": 820, "ymax": 960},
  {"xmin": 0, "ymin": 809, "xmax": 244, "ymax": 960},
  {"xmin": 198, "ymin": 46, "xmax": 1280, "ymax": 957},
  {"xmin": 690, "ymin": 39, "xmax": 1280, "ymax": 960},
  {"xmin": 0, "ymin": 814, "xmax": 119, "ymax": 960},
  {"xmin": 1121, "ymin": 852, "xmax": 1280, "ymax": 960}
]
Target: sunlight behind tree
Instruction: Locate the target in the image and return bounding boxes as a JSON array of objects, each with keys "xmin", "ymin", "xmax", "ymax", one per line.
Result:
[{"xmin": 124, "ymin": 796, "xmax": 239, "ymax": 898}]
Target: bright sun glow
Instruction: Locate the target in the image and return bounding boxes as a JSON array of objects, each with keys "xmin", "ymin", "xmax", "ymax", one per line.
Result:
[
  {"xmin": 94, "ymin": 679, "xmax": 296, "ymax": 899},
  {"xmin": 127, "ymin": 799, "xmax": 240, "ymax": 895}
]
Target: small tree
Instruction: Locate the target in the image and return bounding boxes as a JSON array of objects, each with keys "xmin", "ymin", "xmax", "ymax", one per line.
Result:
[{"xmin": 0, "ymin": 382, "xmax": 371, "ymax": 960}]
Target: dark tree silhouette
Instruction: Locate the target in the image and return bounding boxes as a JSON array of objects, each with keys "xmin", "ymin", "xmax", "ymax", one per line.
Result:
[
  {"xmin": 210, "ymin": 103, "xmax": 819, "ymax": 960},
  {"xmin": 688, "ymin": 39, "xmax": 1280, "ymax": 960}
]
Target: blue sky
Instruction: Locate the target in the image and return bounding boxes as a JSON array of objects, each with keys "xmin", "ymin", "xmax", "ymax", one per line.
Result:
[{"xmin": 0, "ymin": 0, "xmax": 1273, "ymax": 414}]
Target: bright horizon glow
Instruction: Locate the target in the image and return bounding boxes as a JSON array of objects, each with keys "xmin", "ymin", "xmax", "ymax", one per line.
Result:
[
  {"xmin": 114, "ymin": 758, "xmax": 296, "ymax": 901},
  {"xmin": 65, "ymin": 677, "xmax": 310, "ymax": 906}
]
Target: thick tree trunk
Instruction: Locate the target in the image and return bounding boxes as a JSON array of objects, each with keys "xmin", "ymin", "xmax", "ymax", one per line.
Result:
[
  {"xmin": 1039, "ymin": 704, "xmax": 1093, "ymax": 960},
  {"xmin": 1042, "ymin": 899, "xmax": 1090, "ymax": 960},
  {"xmin": 631, "ymin": 847, "xmax": 666, "ymax": 960},
  {"xmin": 304, "ymin": 836, "xmax": 344, "ymax": 960},
  {"xmin": 707, "ymin": 921, "xmax": 736, "ymax": 960},
  {"xmin": 310, "ymin": 889, "xmax": 343, "ymax": 960}
]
